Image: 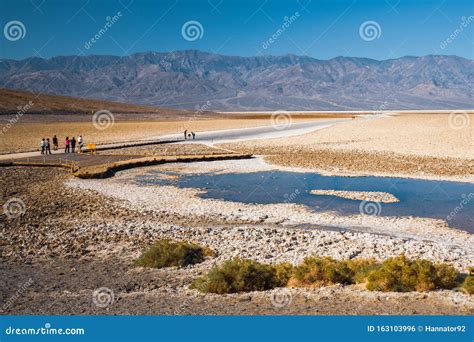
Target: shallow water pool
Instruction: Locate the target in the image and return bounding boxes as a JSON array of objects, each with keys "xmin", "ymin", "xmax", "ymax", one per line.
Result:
[{"xmin": 136, "ymin": 170, "xmax": 474, "ymax": 233}]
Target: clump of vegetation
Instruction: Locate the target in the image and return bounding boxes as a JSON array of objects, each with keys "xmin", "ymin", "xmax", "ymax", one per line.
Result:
[
  {"xmin": 190, "ymin": 254, "xmax": 466, "ymax": 295},
  {"xmin": 135, "ymin": 239, "xmax": 214, "ymax": 269},
  {"xmin": 461, "ymin": 276, "xmax": 474, "ymax": 295},
  {"xmin": 345, "ymin": 258, "xmax": 380, "ymax": 284},
  {"xmin": 366, "ymin": 255, "xmax": 459, "ymax": 292},
  {"xmin": 291, "ymin": 256, "xmax": 354, "ymax": 287},
  {"xmin": 190, "ymin": 258, "xmax": 291, "ymax": 294},
  {"xmin": 274, "ymin": 262, "xmax": 294, "ymax": 286}
]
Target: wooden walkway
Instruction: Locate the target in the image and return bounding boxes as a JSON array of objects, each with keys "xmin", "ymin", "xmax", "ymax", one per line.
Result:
[{"xmin": 0, "ymin": 152, "xmax": 253, "ymax": 178}]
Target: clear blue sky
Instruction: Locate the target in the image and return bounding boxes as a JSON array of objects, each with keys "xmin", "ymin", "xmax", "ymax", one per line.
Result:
[{"xmin": 0, "ymin": 0, "xmax": 473, "ymax": 60}]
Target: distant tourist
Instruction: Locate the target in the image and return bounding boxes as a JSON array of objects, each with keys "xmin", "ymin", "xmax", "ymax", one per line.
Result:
[
  {"xmin": 40, "ymin": 138, "xmax": 45, "ymax": 154},
  {"xmin": 65, "ymin": 137, "xmax": 70, "ymax": 153},
  {"xmin": 45, "ymin": 138, "xmax": 51, "ymax": 154},
  {"xmin": 188, "ymin": 133, "xmax": 192, "ymax": 139},
  {"xmin": 184, "ymin": 129, "xmax": 188, "ymax": 140},
  {"xmin": 191, "ymin": 131, "xmax": 195, "ymax": 140},
  {"xmin": 78, "ymin": 135, "xmax": 83, "ymax": 152},
  {"xmin": 52, "ymin": 135, "xmax": 58, "ymax": 151},
  {"xmin": 71, "ymin": 137, "xmax": 77, "ymax": 153}
]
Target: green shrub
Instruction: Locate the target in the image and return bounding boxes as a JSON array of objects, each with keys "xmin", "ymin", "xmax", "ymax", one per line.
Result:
[
  {"xmin": 135, "ymin": 239, "xmax": 213, "ymax": 269},
  {"xmin": 434, "ymin": 263, "xmax": 460, "ymax": 289},
  {"xmin": 274, "ymin": 262, "xmax": 294, "ymax": 286},
  {"xmin": 190, "ymin": 258, "xmax": 288, "ymax": 294},
  {"xmin": 346, "ymin": 258, "xmax": 380, "ymax": 284},
  {"xmin": 292, "ymin": 256, "xmax": 354, "ymax": 287},
  {"xmin": 461, "ymin": 276, "xmax": 474, "ymax": 295},
  {"xmin": 366, "ymin": 255, "xmax": 459, "ymax": 292}
]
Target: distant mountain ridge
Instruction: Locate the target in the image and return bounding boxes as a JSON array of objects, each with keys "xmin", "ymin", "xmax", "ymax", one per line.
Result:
[{"xmin": 0, "ymin": 50, "xmax": 472, "ymax": 110}]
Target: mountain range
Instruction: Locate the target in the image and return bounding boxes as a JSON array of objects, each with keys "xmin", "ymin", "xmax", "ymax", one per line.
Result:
[{"xmin": 0, "ymin": 50, "xmax": 472, "ymax": 111}]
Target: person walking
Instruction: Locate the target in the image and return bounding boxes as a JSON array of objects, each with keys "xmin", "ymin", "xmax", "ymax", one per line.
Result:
[
  {"xmin": 40, "ymin": 138, "xmax": 45, "ymax": 154},
  {"xmin": 78, "ymin": 135, "xmax": 83, "ymax": 153},
  {"xmin": 45, "ymin": 138, "xmax": 51, "ymax": 155},
  {"xmin": 71, "ymin": 137, "xmax": 76, "ymax": 153},
  {"xmin": 191, "ymin": 131, "xmax": 196, "ymax": 140},
  {"xmin": 65, "ymin": 137, "xmax": 70, "ymax": 153},
  {"xmin": 52, "ymin": 135, "xmax": 58, "ymax": 151},
  {"xmin": 184, "ymin": 129, "xmax": 188, "ymax": 140}
]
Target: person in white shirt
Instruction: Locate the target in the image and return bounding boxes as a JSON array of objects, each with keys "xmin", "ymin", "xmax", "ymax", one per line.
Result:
[
  {"xmin": 78, "ymin": 135, "xmax": 84, "ymax": 153},
  {"xmin": 40, "ymin": 138, "xmax": 45, "ymax": 155}
]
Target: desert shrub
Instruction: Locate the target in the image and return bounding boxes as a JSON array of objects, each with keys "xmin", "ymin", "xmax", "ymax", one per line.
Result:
[
  {"xmin": 292, "ymin": 256, "xmax": 354, "ymax": 287},
  {"xmin": 135, "ymin": 239, "xmax": 213, "ymax": 269},
  {"xmin": 461, "ymin": 276, "xmax": 474, "ymax": 295},
  {"xmin": 190, "ymin": 258, "xmax": 287, "ymax": 294},
  {"xmin": 274, "ymin": 262, "xmax": 294, "ymax": 286},
  {"xmin": 366, "ymin": 255, "xmax": 459, "ymax": 292},
  {"xmin": 345, "ymin": 258, "xmax": 380, "ymax": 284},
  {"xmin": 434, "ymin": 263, "xmax": 460, "ymax": 289}
]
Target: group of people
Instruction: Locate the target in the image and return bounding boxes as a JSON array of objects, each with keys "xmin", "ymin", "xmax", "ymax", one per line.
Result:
[
  {"xmin": 40, "ymin": 135, "xmax": 84, "ymax": 154},
  {"xmin": 183, "ymin": 130, "xmax": 196, "ymax": 140}
]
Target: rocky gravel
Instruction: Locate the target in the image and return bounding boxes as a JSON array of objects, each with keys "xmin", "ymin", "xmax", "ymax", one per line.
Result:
[{"xmin": 67, "ymin": 170, "xmax": 474, "ymax": 265}]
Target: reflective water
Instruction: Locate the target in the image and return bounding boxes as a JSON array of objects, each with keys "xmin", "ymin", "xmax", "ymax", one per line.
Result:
[{"xmin": 136, "ymin": 170, "xmax": 474, "ymax": 233}]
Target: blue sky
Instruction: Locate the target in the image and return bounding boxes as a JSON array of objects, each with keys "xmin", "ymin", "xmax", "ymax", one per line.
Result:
[{"xmin": 0, "ymin": 0, "xmax": 473, "ymax": 60}]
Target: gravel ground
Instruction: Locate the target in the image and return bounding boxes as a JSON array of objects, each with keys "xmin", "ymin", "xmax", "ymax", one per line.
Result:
[{"xmin": 1, "ymin": 166, "xmax": 472, "ymax": 315}]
